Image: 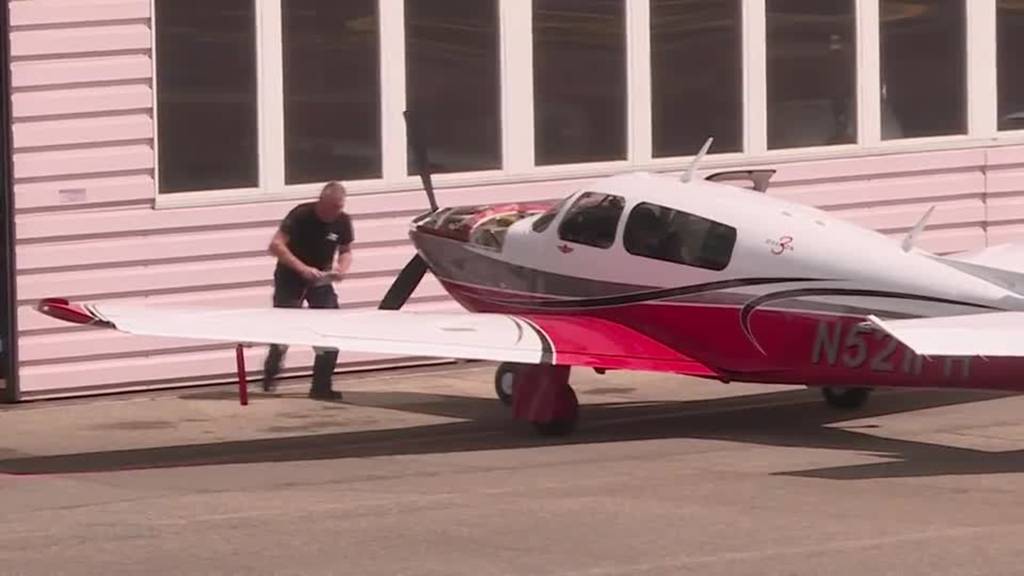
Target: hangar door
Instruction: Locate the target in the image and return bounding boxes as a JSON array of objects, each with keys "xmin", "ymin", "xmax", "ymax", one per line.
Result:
[
  {"xmin": 0, "ymin": 234, "xmax": 10, "ymax": 402},
  {"xmin": 1, "ymin": 12, "xmax": 14, "ymax": 402}
]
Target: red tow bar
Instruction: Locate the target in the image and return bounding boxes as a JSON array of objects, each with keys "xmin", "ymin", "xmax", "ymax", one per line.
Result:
[{"xmin": 236, "ymin": 344, "xmax": 249, "ymax": 406}]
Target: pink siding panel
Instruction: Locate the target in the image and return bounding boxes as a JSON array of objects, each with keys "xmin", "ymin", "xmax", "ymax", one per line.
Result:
[
  {"xmin": 987, "ymin": 168, "xmax": 1024, "ymax": 195},
  {"xmin": 13, "ymin": 197, "xmax": 417, "ymax": 240},
  {"xmin": 12, "ymin": 55, "xmax": 152, "ymax": 88},
  {"xmin": 13, "ymin": 113, "xmax": 152, "ymax": 148},
  {"xmin": 985, "ymin": 195, "xmax": 1024, "ymax": 223},
  {"xmin": 773, "ymin": 172, "xmax": 984, "ymax": 208},
  {"xmin": 10, "ymin": 0, "xmax": 150, "ymax": 27},
  {"xmin": 16, "ymin": 215, "xmax": 413, "ymax": 270},
  {"xmin": 986, "ymin": 145, "xmax": 1024, "ymax": 167},
  {"xmin": 10, "ymin": 23, "xmax": 151, "ymax": 58},
  {"xmin": 12, "ymin": 84, "xmax": 152, "ymax": 118},
  {"xmin": 772, "ymin": 148, "xmax": 986, "ymax": 183},
  {"xmin": 13, "ymin": 143, "xmax": 153, "ymax": 179},
  {"xmin": 838, "ymin": 199, "xmax": 986, "ymax": 232},
  {"xmin": 14, "ymin": 173, "xmax": 153, "ymax": 209},
  {"xmin": 988, "ymin": 223, "xmax": 1024, "ymax": 246}
]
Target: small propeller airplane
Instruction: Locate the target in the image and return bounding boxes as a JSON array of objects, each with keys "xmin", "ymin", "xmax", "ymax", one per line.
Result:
[{"xmin": 36, "ymin": 112, "xmax": 1024, "ymax": 435}]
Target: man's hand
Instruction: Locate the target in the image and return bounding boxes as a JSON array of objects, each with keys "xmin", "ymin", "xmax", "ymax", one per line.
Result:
[{"xmin": 300, "ymin": 266, "xmax": 326, "ymax": 283}]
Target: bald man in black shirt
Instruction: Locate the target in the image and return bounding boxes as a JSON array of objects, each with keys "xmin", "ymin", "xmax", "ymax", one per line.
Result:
[{"xmin": 262, "ymin": 181, "xmax": 354, "ymax": 399}]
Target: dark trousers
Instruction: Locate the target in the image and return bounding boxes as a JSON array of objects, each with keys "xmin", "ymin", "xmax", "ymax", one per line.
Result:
[{"xmin": 263, "ymin": 269, "xmax": 340, "ymax": 391}]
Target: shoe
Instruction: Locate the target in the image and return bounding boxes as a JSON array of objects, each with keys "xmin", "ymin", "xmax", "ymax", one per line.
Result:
[
  {"xmin": 309, "ymin": 349, "xmax": 340, "ymax": 400},
  {"xmin": 308, "ymin": 389, "xmax": 343, "ymax": 401},
  {"xmin": 262, "ymin": 344, "xmax": 287, "ymax": 392}
]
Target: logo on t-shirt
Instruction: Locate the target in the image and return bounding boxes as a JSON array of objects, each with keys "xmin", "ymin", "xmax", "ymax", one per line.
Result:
[{"xmin": 326, "ymin": 232, "xmax": 339, "ymax": 242}]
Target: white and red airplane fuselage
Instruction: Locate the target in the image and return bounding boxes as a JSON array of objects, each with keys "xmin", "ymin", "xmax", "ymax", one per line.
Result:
[{"xmin": 408, "ymin": 172, "xmax": 1024, "ymax": 394}]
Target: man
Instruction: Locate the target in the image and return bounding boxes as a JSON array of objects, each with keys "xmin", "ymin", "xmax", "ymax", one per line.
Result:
[{"xmin": 262, "ymin": 181, "xmax": 354, "ymax": 399}]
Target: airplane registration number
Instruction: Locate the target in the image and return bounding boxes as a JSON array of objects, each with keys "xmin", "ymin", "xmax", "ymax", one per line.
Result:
[{"xmin": 810, "ymin": 320, "xmax": 971, "ymax": 380}]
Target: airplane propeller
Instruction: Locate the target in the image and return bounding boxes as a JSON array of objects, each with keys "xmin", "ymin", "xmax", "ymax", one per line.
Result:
[{"xmin": 378, "ymin": 111, "xmax": 437, "ymax": 311}]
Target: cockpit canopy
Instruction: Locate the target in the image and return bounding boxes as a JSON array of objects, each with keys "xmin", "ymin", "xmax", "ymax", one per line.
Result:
[
  {"xmin": 539, "ymin": 191, "xmax": 738, "ymax": 271},
  {"xmin": 413, "ymin": 187, "xmax": 738, "ymax": 271}
]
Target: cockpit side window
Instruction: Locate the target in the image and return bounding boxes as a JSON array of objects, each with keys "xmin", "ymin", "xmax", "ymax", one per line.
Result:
[
  {"xmin": 623, "ymin": 202, "xmax": 736, "ymax": 271},
  {"xmin": 557, "ymin": 192, "xmax": 625, "ymax": 249}
]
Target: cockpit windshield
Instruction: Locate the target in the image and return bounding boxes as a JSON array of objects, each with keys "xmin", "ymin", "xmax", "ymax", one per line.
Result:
[{"xmin": 531, "ymin": 196, "xmax": 570, "ymax": 233}]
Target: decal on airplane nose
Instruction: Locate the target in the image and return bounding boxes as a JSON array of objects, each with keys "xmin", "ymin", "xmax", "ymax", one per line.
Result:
[{"xmin": 767, "ymin": 235, "xmax": 794, "ymax": 255}]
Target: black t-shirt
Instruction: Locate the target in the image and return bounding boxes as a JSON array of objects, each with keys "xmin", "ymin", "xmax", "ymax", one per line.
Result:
[{"xmin": 275, "ymin": 202, "xmax": 354, "ymax": 276}]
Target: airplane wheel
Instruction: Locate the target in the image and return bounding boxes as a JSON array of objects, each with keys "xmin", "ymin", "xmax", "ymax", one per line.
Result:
[
  {"xmin": 494, "ymin": 363, "xmax": 520, "ymax": 406},
  {"xmin": 821, "ymin": 386, "xmax": 871, "ymax": 409}
]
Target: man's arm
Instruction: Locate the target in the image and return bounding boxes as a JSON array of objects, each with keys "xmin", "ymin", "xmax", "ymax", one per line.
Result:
[
  {"xmin": 331, "ymin": 244, "xmax": 353, "ymax": 279},
  {"xmin": 269, "ymin": 230, "xmax": 321, "ymax": 281}
]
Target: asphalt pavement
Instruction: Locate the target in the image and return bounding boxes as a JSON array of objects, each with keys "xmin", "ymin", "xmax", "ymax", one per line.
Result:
[{"xmin": 2, "ymin": 363, "xmax": 1023, "ymax": 575}]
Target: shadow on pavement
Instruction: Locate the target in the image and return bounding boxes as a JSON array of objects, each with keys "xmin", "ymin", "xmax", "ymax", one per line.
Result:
[{"xmin": 1, "ymin": 385, "xmax": 1022, "ymax": 480}]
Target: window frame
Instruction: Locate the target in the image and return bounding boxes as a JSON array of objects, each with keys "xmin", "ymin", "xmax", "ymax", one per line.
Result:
[
  {"xmin": 151, "ymin": 0, "xmax": 1024, "ymax": 210},
  {"xmin": 996, "ymin": 0, "xmax": 1024, "ymax": 135}
]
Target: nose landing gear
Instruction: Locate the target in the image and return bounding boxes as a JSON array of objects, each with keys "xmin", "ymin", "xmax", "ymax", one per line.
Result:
[{"xmin": 495, "ymin": 362, "xmax": 578, "ymax": 436}]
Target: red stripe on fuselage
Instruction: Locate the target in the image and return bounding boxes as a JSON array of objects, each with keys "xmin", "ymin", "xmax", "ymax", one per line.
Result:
[{"xmin": 521, "ymin": 314, "xmax": 720, "ymax": 376}]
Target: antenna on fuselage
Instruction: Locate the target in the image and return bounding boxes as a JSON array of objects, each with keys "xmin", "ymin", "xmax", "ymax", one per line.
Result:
[
  {"xmin": 901, "ymin": 206, "xmax": 935, "ymax": 253},
  {"xmin": 681, "ymin": 137, "xmax": 714, "ymax": 183}
]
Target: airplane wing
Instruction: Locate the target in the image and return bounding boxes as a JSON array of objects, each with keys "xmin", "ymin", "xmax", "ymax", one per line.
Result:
[
  {"xmin": 37, "ymin": 298, "xmax": 718, "ymax": 376},
  {"xmin": 867, "ymin": 312, "xmax": 1024, "ymax": 357}
]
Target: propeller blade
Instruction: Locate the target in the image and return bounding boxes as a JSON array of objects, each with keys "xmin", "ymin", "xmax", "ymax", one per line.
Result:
[
  {"xmin": 404, "ymin": 110, "xmax": 439, "ymax": 213},
  {"xmin": 378, "ymin": 254, "xmax": 429, "ymax": 310}
]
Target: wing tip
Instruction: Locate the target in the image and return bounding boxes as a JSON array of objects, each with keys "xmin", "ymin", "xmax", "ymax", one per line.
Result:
[{"xmin": 36, "ymin": 298, "xmax": 112, "ymax": 328}]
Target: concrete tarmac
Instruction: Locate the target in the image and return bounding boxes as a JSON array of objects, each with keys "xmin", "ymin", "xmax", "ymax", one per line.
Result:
[{"xmin": 2, "ymin": 363, "xmax": 1024, "ymax": 575}]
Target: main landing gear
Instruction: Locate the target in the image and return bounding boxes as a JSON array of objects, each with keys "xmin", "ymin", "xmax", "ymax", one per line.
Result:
[
  {"xmin": 495, "ymin": 362, "xmax": 578, "ymax": 436},
  {"xmin": 820, "ymin": 386, "xmax": 872, "ymax": 410}
]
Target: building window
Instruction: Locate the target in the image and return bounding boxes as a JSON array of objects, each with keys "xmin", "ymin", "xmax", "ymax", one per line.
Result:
[
  {"xmin": 999, "ymin": 1, "xmax": 1024, "ymax": 131},
  {"xmin": 880, "ymin": 0, "xmax": 966, "ymax": 140},
  {"xmin": 534, "ymin": 0, "xmax": 627, "ymax": 165},
  {"xmin": 406, "ymin": 0, "xmax": 502, "ymax": 174},
  {"xmin": 155, "ymin": 0, "xmax": 258, "ymax": 193},
  {"xmin": 624, "ymin": 203, "xmax": 736, "ymax": 271},
  {"xmin": 557, "ymin": 192, "xmax": 625, "ymax": 248},
  {"xmin": 651, "ymin": 0, "xmax": 742, "ymax": 156},
  {"xmin": 766, "ymin": 0, "xmax": 856, "ymax": 149},
  {"xmin": 283, "ymin": 0, "xmax": 380, "ymax": 184}
]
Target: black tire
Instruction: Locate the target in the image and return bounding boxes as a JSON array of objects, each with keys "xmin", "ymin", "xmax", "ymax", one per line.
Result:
[
  {"xmin": 821, "ymin": 386, "xmax": 872, "ymax": 409},
  {"xmin": 494, "ymin": 363, "xmax": 519, "ymax": 406}
]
